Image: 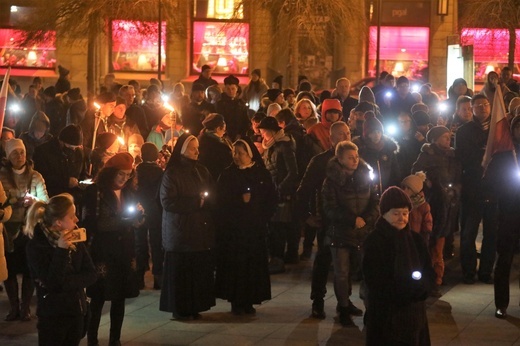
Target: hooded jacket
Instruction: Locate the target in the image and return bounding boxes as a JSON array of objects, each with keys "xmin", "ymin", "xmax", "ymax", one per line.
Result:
[{"xmin": 19, "ymin": 111, "xmax": 53, "ymax": 160}]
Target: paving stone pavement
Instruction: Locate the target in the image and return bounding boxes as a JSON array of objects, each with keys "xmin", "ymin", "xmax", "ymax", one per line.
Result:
[{"xmin": 2, "ymin": 236, "xmax": 520, "ymax": 345}]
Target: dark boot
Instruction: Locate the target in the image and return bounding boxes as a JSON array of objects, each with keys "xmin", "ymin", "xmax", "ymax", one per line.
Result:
[
  {"xmin": 311, "ymin": 299, "xmax": 326, "ymax": 319},
  {"xmin": 153, "ymin": 275, "xmax": 162, "ymax": 290},
  {"xmin": 338, "ymin": 306, "xmax": 354, "ymax": 327},
  {"xmin": 4, "ymin": 277, "xmax": 20, "ymax": 321},
  {"xmin": 20, "ymin": 275, "xmax": 34, "ymax": 321}
]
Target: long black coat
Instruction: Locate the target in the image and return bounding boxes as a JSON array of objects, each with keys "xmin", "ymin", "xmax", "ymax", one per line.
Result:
[
  {"xmin": 198, "ymin": 131, "xmax": 233, "ymax": 181},
  {"xmin": 321, "ymin": 158, "xmax": 379, "ymax": 248},
  {"xmin": 181, "ymin": 100, "xmax": 215, "ymax": 136},
  {"xmin": 216, "ymin": 93, "xmax": 250, "ymax": 141},
  {"xmin": 215, "ymin": 162, "xmax": 277, "ymax": 303},
  {"xmin": 412, "ymin": 143, "xmax": 462, "ymax": 238},
  {"xmin": 26, "ymin": 224, "xmax": 97, "ymax": 317},
  {"xmin": 363, "ymin": 218, "xmax": 434, "ymax": 346},
  {"xmin": 160, "ymin": 157, "xmax": 215, "ymax": 252},
  {"xmin": 82, "ymin": 184, "xmax": 140, "ymax": 301},
  {"xmin": 136, "ymin": 161, "xmax": 164, "ymax": 229}
]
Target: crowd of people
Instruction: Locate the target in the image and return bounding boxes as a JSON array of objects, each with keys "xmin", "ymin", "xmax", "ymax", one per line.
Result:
[{"xmin": 0, "ymin": 64, "xmax": 519, "ymax": 346}]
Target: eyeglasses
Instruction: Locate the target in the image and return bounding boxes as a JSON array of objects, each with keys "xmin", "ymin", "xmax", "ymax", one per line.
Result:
[{"xmin": 473, "ymin": 103, "xmax": 490, "ymax": 108}]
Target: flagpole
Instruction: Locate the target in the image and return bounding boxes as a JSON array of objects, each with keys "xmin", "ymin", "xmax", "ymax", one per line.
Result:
[{"xmin": 0, "ymin": 67, "xmax": 12, "ymax": 128}]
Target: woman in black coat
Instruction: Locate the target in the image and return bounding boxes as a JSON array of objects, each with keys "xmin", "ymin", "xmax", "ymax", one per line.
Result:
[
  {"xmin": 82, "ymin": 152, "xmax": 141, "ymax": 346},
  {"xmin": 159, "ymin": 133, "xmax": 215, "ymax": 320},
  {"xmin": 25, "ymin": 193, "xmax": 97, "ymax": 346},
  {"xmin": 197, "ymin": 113, "xmax": 233, "ymax": 181},
  {"xmin": 215, "ymin": 138, "xmax": 277, "ymax": 314},
  {"xmin": 363, "ymin": 187, "xmax": 434, "ymax": 346}
]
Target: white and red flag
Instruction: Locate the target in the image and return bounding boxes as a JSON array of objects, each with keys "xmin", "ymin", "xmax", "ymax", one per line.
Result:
[
  {"xmin": 482, "ymin": 84, "xmax": 516, "ymax": 170},
  {"xmin": 0, "ymin": 67, "xmax": 11, "ymax": 128}
]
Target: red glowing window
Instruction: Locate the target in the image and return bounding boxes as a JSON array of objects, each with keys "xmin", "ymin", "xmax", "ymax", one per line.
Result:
[
  {"xmin": 368, "ymin": 26, "xmax": 429, "ymax": 78},
  {"xmin": 192, "ymin": 21, "xmax": 249, "ymax": 75},
  {"xmin": 111, "ymin": 20, "xmax": 166, "ymax": 72},
  {"xmin": 461, "ymin": 28, "xmax": 520, "ymax": 63},
  {"xmin": 0, "ymin": 29, "xmax": 56, "ymax": 69}
]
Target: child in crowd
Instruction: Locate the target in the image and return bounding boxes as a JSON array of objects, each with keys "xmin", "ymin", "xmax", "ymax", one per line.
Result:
[{"xmin": 402, "ymin": 172, "xmax": 433, "ymax": 246}]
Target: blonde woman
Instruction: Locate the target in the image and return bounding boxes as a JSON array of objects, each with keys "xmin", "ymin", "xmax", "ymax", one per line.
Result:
[{"xmin": 294, "ymin": 99, "xmax": 319, "ymax": 130}]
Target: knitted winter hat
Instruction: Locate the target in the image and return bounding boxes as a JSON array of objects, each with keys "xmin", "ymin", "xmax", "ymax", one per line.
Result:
[
  {"xmin": 363, "ymin": 111, "xmax": 383, "ymax": 138},
  {"xmin": 97, "ymin": 132, "xmax": 118, "ymax": 150},
  {"xmin": 258, "ymin": 116, "xmax": 281, "ymax": 132},
  {"xmin": 191, "ymin": 83, "xmax": 206, "ymax": 92},
  {"xmin": 128, "ymin": 134, "xmax": 144, "ymax": 147},
  {"xmin": 380, "ymin": 186, "xmax": 412, "ymax": 215},
  {"xmin": 104, "ymin": 152, "xmax": 134, "ymax": 170},
  {"xmin": 224, "ymin": 75, "xmax": 239, "ymax": 85},
  {"xmin": 401, "ymin": 171, "xmax": 427, "ymax": 194},
  {"xmin": 141, "ymin": 142, "xmax": 159, "ymax": 162},
  {"xmin": 266, "ymin": 89, "xmax": 282, "ymax": 102},
  {"xmin": 358, "ymin": 86, "xmax": 376, "ymax": 104},
  {"xmin": 5, "ymin": 139, "xmax": 25, "ymax": 159},
  {"xmin": 412, "ymin": 110, "xmax": 431, "ymax": 127},
  {"xmin": 59, "ymin": 125, "xmax": 83, "ymax": 146},
  {"xmin": 426, "ymin": 126, "xmax": 450, "ymax": 144}
]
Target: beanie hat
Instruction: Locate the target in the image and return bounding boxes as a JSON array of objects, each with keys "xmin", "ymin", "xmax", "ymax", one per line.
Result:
[
  {"xmin": 97, "ymin": 132, "xmax": 118, "ymax": 150},
  {"xmin": 283, "ymin": 88, "xmax": 295, "ymax": 98},
  {"xmin": 104, "ymin": 152, "xmax": 134, "ymax": 170},
  {"xmin": 258, "ymin": 116, "xmax": 281, "ymax": 132},
  {"xmin": 298, "ymin": 75, "xmax": 308, "ymax": 85},
  {"xmin": 202, "ymin": 113, "xmax": 225, "ymax": 130},
  {"xmin": 358, "ymin": 86, "xmax": 375, "ymax": 104},
  {"xmin": 58, "ymin": 65, "xmax": 70, "ymax": 76},
  {"xmin": 128, "ymin": 134, "xmax": 144, "ymax": 147},
  {"xmin": 266, "ymin": 89, "xmax": 282, "ymax": 102},
  {"xmin": 363, "ymin": 111, "xmax": 383, "ymax": 138},
  {"xmin": 299, "ymin": 81, "xmax": 312, "ymax": 92},
  {"xmin": 43, "ymin": 86, "xmax": 56, "ymax": 98},
  {"xmin": 321, "ymin": 99, "xmax": 342, "ymax": 116},
  {"xmin": 401, "ymin": 171, "xmax": 427, "ymax": 194},
  {"xmin": 296, "ymin": 91, "xmax": 315, "ymax": 104},
  {"xmin": 141, "ymin": 142, "xmax": 159, "ymax": 162},
  {"xmin": 5, "ymin": 139, "xmax": 25, "ymax": 159},
  {"xmin": 224, "ymin": 74, "xmax": 239, "ymax": 85},
  {"xmin": 411, "ymin": 103, "xmax": 429, "ymax": 114},
  {"xmin": 97, "ymin": 92, "xmax": 116, "ymax": 104},
  {"xmin": 59, "ymin": 125, "xmax": 83, "ymax": 146},
  {"xmin": 319, "ymin": 90, "xmax": 332, "ymax": 104},
  {"xmin": 396, "ymin": 76, "xmax": 409, "ymax": 86},
  {"xmin": 412, "ymin": 110, "xmax": 431, "ymax": 127},
  {"xmin": 426, "ymin": 126, "xmax": 450, "ymax": 144},
  {"xmin": 252, "ymin": 69, "xmax": 261, "ymax": 78},
  {"xmin": 201, "ymin": 64, "xmax": 211, "ymax": 72},
  {"xmin": 355, "ymin": 101, "xmax": 375, "ymax": 113},
  {"xmin": 380, "ymin": 186, "xmax": 412, "ymax": 215},
  {"xmin": 191, "ymin": 83, "xmax": 206, "ymax": 92}
]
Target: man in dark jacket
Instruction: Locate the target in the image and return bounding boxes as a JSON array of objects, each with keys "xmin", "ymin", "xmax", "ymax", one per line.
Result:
[
  {"xmin": 194, "ymin": 65, "xmax": 218, "ymax": 91},
  {"xmin": 455, "ymin": 94, "xmax": 497, "ymax": 284},
  {"xmin": 181, "ymin": 83, "xmax": 215, "ymax": 136},
  {"xmin": 216, "ymin": 75, "xmax": 250, "ymax": 141},
  {"xmin": 33, "ymin": 125, "xmax": 87, "ymax": 201},
  {"xmin": 296, "ymin": 122, "xmax": 351, "ymax": 319},
  {"xmin": 322, "ymin": 140, "xmax": 379, "ymax": 326},
  {"xmin": 334, "ymin": 78, "xmax": 358, "ymax": 122}
]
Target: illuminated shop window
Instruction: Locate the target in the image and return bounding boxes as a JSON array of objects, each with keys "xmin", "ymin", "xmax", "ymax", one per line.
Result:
[
  {"xmin": 0, "ymin": 29, "xmax": 56, "ymax": 68},
  {"xmin": 368, "ymin": 26, "xmax": 430, "ymax": 79},
  {"xmin": 192, "ymin": 21, "xmax": 249, "ymax": 74},
  {"xmin": 111, "ymin": 20, "xmax": 166, "ymax": 72},
  {"xmin": 194, "ymin": 0, "xmax": 243, "ymax": 19},
  {"xmin": 461, "ymin": 28, "xmax": 520, "ymax": 82}
]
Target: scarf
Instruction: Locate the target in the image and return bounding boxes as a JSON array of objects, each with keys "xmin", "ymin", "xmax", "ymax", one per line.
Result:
[
  {"xmin": 476, "ymin": 116, "xmax": 491, "ymax": 132},
  {"xmin": 393, "ymin": 224, "xmax": 420, "ymax": 283},
  {"xmin": 262, "ymin": 129, "xmax": 286, "ymax": 150},
  {"xmin": 41, "ymin": 222, "xmax": 77, "ymax": 252},
  {"xmin": 409, "ymin": 191, "xmax": 426, "ymax": 209}
]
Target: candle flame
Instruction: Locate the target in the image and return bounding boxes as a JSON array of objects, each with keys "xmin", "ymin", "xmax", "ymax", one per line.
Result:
[
  {"xmin": 93, "ymin": 102, "xmax": 101, "ymax": 110},
  {"xmin": 118, "ymin": 136, "xmax": 125, "ymax": 145},
  {"xmin": 163, "ymin": 102, "xmax": 174, "ymax": 112}
]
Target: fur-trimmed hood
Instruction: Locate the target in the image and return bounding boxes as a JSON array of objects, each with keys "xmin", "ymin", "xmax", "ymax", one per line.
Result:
[
  {"xmin": 326, "ymin": 156, "xmax": 373, "ymax": 187},
  {"xmin": 420, "ymin": 143, "xmax": 455, "ymax": 158},
  {"xmin": 352, "ymin": 134, "xmax": 399, "ymax": 154}
]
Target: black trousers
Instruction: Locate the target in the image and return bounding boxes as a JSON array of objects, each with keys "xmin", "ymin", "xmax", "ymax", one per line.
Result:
[
  {"xmin": 38, "ymin": 315, "xmax": 83, "ymax": 346},
  {"xmin": 310, "ymin": 227, "xmax": 332, "ymax": 300},
  {"xmin": 87, "ymin": 297, "xmax": 125, "ymax": 344},
  {"xmin": 134, "ymin": 226, "xmax": 164, "ymax": 276},
  {"xmin": 494, "ymin": 200, "xmax": 520, "ymax": 309}
]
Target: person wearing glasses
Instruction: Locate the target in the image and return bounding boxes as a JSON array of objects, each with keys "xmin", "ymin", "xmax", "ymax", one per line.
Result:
[
  {"xmin": 81, "ymin": 153, "xmax": 142, "ymax": 346},
  {"xmin": 455, "ymin": 94, "xmax": 497, "ymax": 285}
]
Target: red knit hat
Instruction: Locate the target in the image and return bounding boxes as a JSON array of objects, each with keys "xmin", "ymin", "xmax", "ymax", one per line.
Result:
[
  {"xmin": 363, "ymin": 111, "xmax": 383, "ymax": 138},
  {"xmin": 104, "ymin": 152, "xmax": 134, "ymax": 170}
]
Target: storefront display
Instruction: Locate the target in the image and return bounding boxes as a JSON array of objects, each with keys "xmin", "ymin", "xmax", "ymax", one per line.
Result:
[
  {"xmin": 194, "ymin": 0, "xmax": 242, "ymax": 19},
  {"xmin": 461, "ymin": 28, "xmax": 520, "ymax": 82},
  {"xmin": 0, "ymin": 29, "xmax": 56, "ymax": 68},
  {"xmin": 368, "ymin": 26, "xmax": 429, "ymax": 79},
  {"xmin": 111, "ymin": 20, "xmax": 166, "ymax": 72},
  {"xmin": 192, "ymin": 21, "xmax": 249, "ymax": 75}
]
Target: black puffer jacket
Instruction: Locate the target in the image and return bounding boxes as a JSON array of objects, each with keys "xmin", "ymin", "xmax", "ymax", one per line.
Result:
[
  {"xmin": 160, "ymin": 157, "xmax": 214, "ymax": 252},
  {"xmin": 353, "ymin": 135, "xmax": 401, "ymax": 192},
  {"xmin": 322, "ymin": 158, "xmax": 379, "ymax": 248},
  {"xmin": 26, "ymin": 224, "xmax": 97, "ymax": 317},
  {"xmin": 263, "ymin": 135, "xmax": 299, "ymax": 197}
]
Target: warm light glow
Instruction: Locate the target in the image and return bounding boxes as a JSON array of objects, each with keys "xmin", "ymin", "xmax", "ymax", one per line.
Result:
[
  {"xmin": 118, "ymin": 136, "xmax": 125, "ymax": 145},
  {"xmin": 485, "ymin": 65, "xmax": 495, "ymax": 74},
  {"xmin": 163, "ymin": 102, "xmax": 174, "ymax": 112},
  {"xmin": 10, "ymin": 6, "xmax": 17, "ymax": 12},
  {"xmin": 93, "ymin": 102, "xmax": 101, "ymax": 110},
  {"xmin": 217, "ymin": 57, "xmax": 228, "ymax": 67},
  {"xmin": 27, "ymin": 51, "xmax": 37, "ymax": 62},
  {"xmin": 394, "ymin": 62, "xmax": 404, "ymax": 72}
]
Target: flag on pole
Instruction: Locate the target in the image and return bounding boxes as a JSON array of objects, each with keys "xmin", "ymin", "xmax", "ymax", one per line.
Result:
[
  {"xmin": 482, "ymin": 84, "xmax": 516, "ymax": 169},
  {"xmin": 0, "ymin": 67, "xmax": 11, "ymax": 129}
]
